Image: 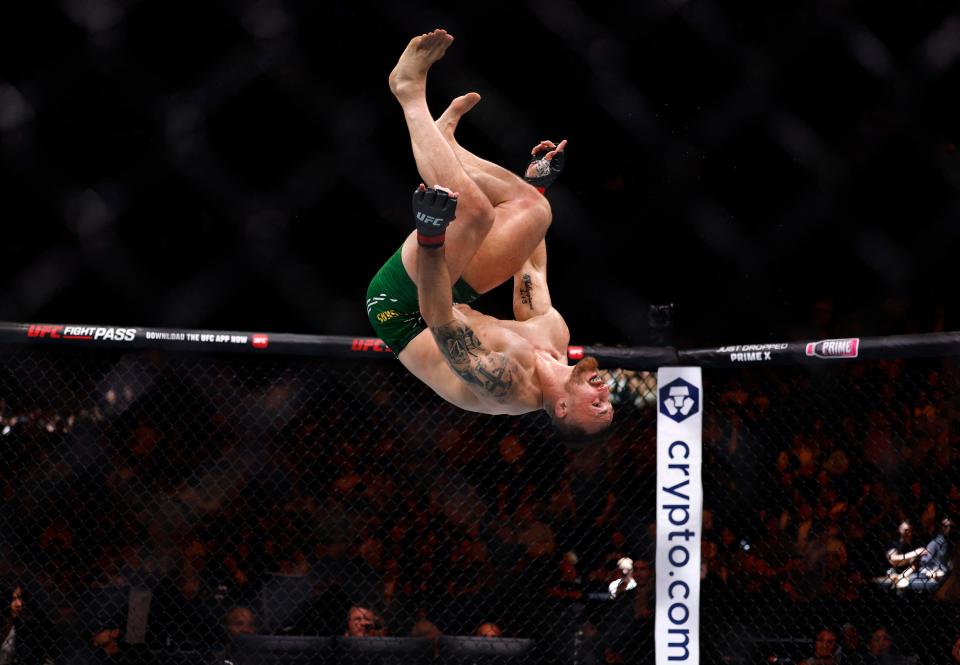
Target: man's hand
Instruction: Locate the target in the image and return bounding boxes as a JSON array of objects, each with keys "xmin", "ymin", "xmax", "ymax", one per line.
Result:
[
  {"xmin": 524, "ymin": 139, "xmax": 567, "ymax": 192},
  {"xmin": 413, "ymin": 184, "xmax": 458, "ymax": 248}
]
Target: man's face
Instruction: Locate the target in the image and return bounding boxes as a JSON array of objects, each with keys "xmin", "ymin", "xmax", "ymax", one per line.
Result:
[
  {"xmin": 561, "ymin": 357, "xmax": 614, "ymax": 434},
  {"xmin": 347, "ymin": 606, "xmax": 377, "ymax": 637},
  {"xmin": 842, "ymin": 626, "xmax": 860, "ymax": 649},
  {"xmin": 815, "ymin": 630, "xmax": 837, "ymax": 659},
  {"xmin": 91, "ymin": 628, "xmax": 120, "ymax": 651},
  {"xmin": 475, "ymin": 623, "xmax": 502, "ymax": 638},
  {"xmin": 226, "ymin": 607, "xmax": 256, "ymax": 637},
  {"xmin": 899, "ymin": 523, "xmax": 912, "ymax": 542},
  {"xmin": 868, "ymin": 629, "xmax": 892, "ymax": 655},
  {"xmin": 9, "ymin": 587, "xmax": 23, "ymax": 619}
]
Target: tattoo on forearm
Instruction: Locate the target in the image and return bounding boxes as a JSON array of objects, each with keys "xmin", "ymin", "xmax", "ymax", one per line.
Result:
[
  {"xmin": 519, "ymin": 273, "xmax": 534, "ymax": 311},
  {"xmin": 431, "ymin": 321, "xmax": 514, "ymax": 400}
]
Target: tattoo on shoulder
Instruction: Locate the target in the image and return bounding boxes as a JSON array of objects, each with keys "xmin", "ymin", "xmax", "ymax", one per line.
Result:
[
  {"xmin": 430, "ymin": 321, "xmax": 514, "ymax": 400},
  {"xmin": 519, "ymin": 273, "xmax": 534, "ymax": 311}
]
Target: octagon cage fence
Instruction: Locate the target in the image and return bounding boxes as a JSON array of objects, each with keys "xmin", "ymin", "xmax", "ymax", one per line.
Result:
[{"xmin": 0, "ymin": 322, "xmax": 958, "ymax": 665}]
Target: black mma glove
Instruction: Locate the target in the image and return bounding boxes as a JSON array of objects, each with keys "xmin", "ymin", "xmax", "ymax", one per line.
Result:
[
  {"xmin": 524, "ymin": 143, "xmax": 565, "ymax": 193},
  {"xmin": 413, "ymin": 186, "xmax": 458, "ymax": 249}
]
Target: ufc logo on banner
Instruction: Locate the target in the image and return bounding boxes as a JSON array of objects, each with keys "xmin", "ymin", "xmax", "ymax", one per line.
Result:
[{"xmin": 27, "ymin": 324, "xmax": 64, "ymax": 338}]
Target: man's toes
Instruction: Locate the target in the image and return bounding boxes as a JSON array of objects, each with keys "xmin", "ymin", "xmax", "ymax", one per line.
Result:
[{"xmin": 422, "ymin": 29, "xmax": 448, "ymax": 48}]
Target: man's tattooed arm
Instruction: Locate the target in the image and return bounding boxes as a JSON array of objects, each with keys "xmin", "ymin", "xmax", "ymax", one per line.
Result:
[
  {"xmin": 513, "ymin": 265, "xmax": 550, "ymax": 321},
  {"xmin": 519, "ymin": 273, "xmax": 534, "ymax": 311},
  {"xmin": 430, "ymin": 321, "xmax": 514, "ymax": 400}
]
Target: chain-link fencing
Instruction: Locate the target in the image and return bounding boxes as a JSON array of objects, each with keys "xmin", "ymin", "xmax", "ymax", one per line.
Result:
[
  {"xmin": 0, "ymin": 337, "xmax": 958, "ymax": 663},
  {"xmin": 696, "ymin": 357, "xmax": 960, "ymax": 665},
  {"xmin": 0, "ymin": 342, "xmax": 657, "ymax": 664}
]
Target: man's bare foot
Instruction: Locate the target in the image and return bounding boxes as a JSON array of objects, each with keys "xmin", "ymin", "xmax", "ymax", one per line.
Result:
[
  {"xmin": 436, "ymin": 92, "xmax": 481, "ymax": 138},
  {"xmin": 388, "ymin": 29, "xmax": 454, "ymax": 103}
]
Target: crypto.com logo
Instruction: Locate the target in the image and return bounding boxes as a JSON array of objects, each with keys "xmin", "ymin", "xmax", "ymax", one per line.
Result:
[{"xmin": 659, "ymin": 378, "xmax": 700, "ymax": 423}]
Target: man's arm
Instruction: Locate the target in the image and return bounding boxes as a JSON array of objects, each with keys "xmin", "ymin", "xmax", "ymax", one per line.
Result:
[
  {"xmin": 921, "ymin": 536, "xmax": 946, "ymax": 574},
  {"xmin": 418, "ymin": 249, "xmax": 516, "ymax": 400},
  {"xmin": 428, "ymin": 318, "xmax": 515, "ymax": 400},
  {"xmin": 513, "ymin": 240, "xmax": 552, "ymax": 321},
  {"xmin": 507, "ymin": 239, "xmax": 570, "ymax": 355},
  {"xmin": 414, "ymin": 187, "xmax": 518, "ymax": 402},
  {"xmin": 887, "ymin": 546, "xmax": 927, "ymax": 567},
  {"xmin": 417, "ymin": 247, "xmax": 514, "ymax": 401}
]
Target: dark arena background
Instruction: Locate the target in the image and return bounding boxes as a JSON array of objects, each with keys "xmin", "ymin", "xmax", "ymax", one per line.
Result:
[{"xmin": 1, "ymin": 2, "xmax": 960, "ymax": 664}]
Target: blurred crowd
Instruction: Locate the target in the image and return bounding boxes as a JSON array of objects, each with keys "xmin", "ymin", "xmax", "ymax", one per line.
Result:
[{"xmin": 0, "ymin": 349, "xmax": 958, "ymax": 663}]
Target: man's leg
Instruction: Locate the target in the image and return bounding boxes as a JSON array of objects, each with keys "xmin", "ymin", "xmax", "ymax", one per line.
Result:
[
  {"xmin": 436, "ymin": 93, "xmax": 531, "ymax": 206},
  {"xmin": 389, "ymin": 30, "xmax": 495, "ymax": 284},
  {"xmin": 435, "ymin": 93, "xmax": 555, "ymax": 294}
]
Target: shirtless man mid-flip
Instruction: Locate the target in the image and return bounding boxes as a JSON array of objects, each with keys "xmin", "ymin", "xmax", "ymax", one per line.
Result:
[{"xmin": 366, "ymin": 29, "xmax": 613, "ymax": 438}]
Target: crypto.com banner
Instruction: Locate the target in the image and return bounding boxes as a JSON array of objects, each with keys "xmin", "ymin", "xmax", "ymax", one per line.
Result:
[{"xmin": 656, "ymin": 367, "xmax": 703, "ymax": 665}]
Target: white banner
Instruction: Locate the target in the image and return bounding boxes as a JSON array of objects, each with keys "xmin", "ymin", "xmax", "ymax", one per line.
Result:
[{"xmin": 656, "ymin": 367, "xmax": 703, "ymax": 665}]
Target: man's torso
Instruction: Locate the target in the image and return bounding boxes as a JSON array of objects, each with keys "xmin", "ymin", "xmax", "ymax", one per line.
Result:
[{"xmin": 400, "ymin": 303, "xmax": 568, "ymax": 415}]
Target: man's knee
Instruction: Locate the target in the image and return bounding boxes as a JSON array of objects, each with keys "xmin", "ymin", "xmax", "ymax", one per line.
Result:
[
  {"xmin": 459, "ymin": 195, "xmax": 496, "ymax": 233},
  {"xmin": 523, "ymin": 192, "xmax": 552, "ymax": 232}
]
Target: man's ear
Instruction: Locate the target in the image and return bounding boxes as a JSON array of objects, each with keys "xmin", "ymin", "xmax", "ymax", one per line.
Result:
[{"xmin": 555, "ymin": 399, "xmax": 568, "ymax": 419}]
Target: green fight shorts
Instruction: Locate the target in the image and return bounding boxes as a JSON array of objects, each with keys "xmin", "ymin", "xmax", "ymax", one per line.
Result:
[{"xmin": 366, "ymin": 247, "xmax": 480, "ymax": 357}]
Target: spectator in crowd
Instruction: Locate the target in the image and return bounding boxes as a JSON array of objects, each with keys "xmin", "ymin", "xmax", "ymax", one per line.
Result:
[
  {"xmin": 148, "ymin": 537, "xmax": 222, "ymax": 648},
  {"xmin": 840, "ymin": 623, "xmax": 866, "ymax": 662},
  {"xmin": 345, "ymin": 605, "xmax": 385, "ymax": 637},
  {"xmin": 409, "ymin": 617, "xmax": 441, "ymax": 639},
  {"xmin": 599, "ymin": 532, "xmax": 630, "ymax": 575},
  {"xmin": 446, "ymin": 530, "xmax": 494, "ymax": 599},
  {"xmin": 586, "ymin": 532, "xmax": 630, "ymax": 589},
  {"xmin": 884, "ymin": 522, "xmax": 927, "ymax": 588},
  {"xmin": 474, "ymin": 622, "xmax": 503, "ymax": 637},
  {"xmin": 912, "ymin": 516, "xmax": 954, "ymax": 589},
  {"xmin": 224, "ymin": 605, "xmax": 256, "ymax": 638},
  {"xmin": 0, "ymin": 580, "xmax": 52, "ymax": 665},
  {"xmin": 515, "ymin": 505, "xmax": 556, "ymax": 561},
  {"xmin": 802, "ymin": 629, "xmax": 839, "ymax": 665},
  {"xmin": 38, "ymin": 516, "xmax": 82, "ymax": 594},
  {"xmin": 0, "ymin": 583, "xmax": 22, "ymax": 663},
  {"xmin": 410, "ymin": 615, "xmax": 442, "ymax": 659},
  {"xmin": 951, "ymin": 635, "xmax": 960, "ymax": 664},
  {"xmin": 864, "ymin": 628, "xmax": 895, "ymax": 664},
  {"xmin": 89, "ymin": 625, "xmax": 125, "ymax": 659},
  {"xmin": 607, "ymin": 558, "xmax": 637, "ymax": 599},
  {"xmin": 545, "ymin": 551, "xmax": 583, "ymax": 600},
  {"xmin": 215, "ymin": 605, "xmax": 257, "ymax": 663}
]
